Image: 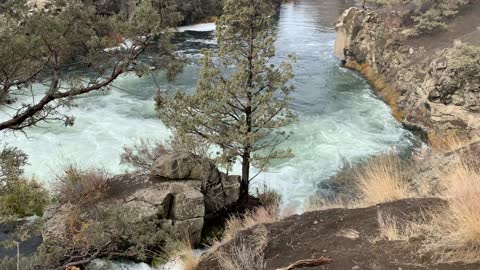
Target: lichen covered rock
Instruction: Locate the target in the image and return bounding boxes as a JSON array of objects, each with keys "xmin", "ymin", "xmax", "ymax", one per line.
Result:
[{"xmin": 334, "ymin": 3, "xmax": 480, "ymax": 140}]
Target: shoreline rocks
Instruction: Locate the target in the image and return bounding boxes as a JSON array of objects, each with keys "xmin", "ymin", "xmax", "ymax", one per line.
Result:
[{"xmin": 42, "ymin": 153, "xmax": 240, "ymax": 258}]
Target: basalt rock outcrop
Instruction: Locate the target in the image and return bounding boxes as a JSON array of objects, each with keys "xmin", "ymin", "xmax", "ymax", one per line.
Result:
[
  {"xmin": 42, "ymin": 153, "xmax": 240, "ymax": 249},
  {"xmin": 335, "ymin": 2, "xmax": 480, "ymax": 141}
]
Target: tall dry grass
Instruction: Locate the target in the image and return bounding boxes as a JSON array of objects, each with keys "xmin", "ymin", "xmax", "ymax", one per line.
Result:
[
  {"xmin": 420, "ymin": 157, "xmax": 480, "ymax": 263},
  {"xmin": 376, "ymin": 211, "xmax": 425, "ymax": 242},
  {"xmin": 216, "ymin": 226, "xmax": 268, "ymax": 270},
  {"xmin": 223, "ymin": 207, "xmax": 278, "ymax": 242},
  {"xmin": 355, "ymin": 154, "xmax": 410, "ymax": 205},
  {"xmin": 428, "ymin": 131, "xmax": 478, "ymax": 153},
  {"xmin": 162, "ymin": 238, "xmax": 199, "ymax": 270}
]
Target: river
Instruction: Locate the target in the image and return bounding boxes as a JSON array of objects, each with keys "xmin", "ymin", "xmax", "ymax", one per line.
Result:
[
  {"xmin": 1, "ymin": 0, "xmax": 417, "ymax": 268},
  {"xmin": 1, "ymin": 0, "xmax": 413, "ymax": 214}
]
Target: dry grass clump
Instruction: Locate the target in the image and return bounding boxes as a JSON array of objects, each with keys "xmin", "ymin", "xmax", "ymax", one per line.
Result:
[
  {"xmin": 355, "ymin": 154, "xmax": 410, "ymax": 205},
  {"xmin": 216, "ymin": 226, "xmax": 268, "ymax": 270},
  {"xmin": 217, "ymin": 239, "xmax": 266, "ymax": 270},
  {"xmin": 223, "ymin": 207, "xmax": 278, "ymax": 242},
  {"xmin": 207, "ymin": 206, "xmax": 278, "ymax": 256},
  {"xmin": 305, "ymin": 153, "xmax": 412, "ymax": 212},
  {"xmin": 420, "ymin": 157, "xmax": 480, "ymax": 263},
  {"xmin": 336, "ymin": 228, "xmax": 360, "ymax": 240},
  {"xmin": 305, "ymin": 195, "xmax": 362, "ymax": 212},
  {"xmin": 428, "ymin": 131, "xmax": 477, "ymax": 153},
  {"xmin": 376, "ymin": 211, "xmax": 425, "ymax": 242},
  {"xmin": 376, "ymin": 155, "xmax": 480, "ymax": 264},
  {"xmin": 54, "ymin": 165, "xmax": 109, "ymax": 205},
  {"xmin": 162, "ymin": 238, "xmax": 199, "ymax": 270}
]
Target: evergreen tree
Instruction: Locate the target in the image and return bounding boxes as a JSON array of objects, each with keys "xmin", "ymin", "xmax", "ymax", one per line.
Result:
[
  {"xmin": 0, "ymin": 0, "xmax": 182, "ymax": 131},
  {"xmin": 157, "ymin": 0, "xmax": 296, "ymax": 204}
]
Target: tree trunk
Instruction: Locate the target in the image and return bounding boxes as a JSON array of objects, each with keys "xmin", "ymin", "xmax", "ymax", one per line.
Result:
[{"xmin": 240, "ymin": 151, "xmax": 250, "ymax": 205}]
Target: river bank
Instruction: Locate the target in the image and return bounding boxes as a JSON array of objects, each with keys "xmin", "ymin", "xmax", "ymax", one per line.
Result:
[
  {"xmin": 193, "ymin": 1, "xmax": 480, "ymax": 269},
  {"xmin": 335, "ymin": 0, "xmax": 480, "ymax": 145}
]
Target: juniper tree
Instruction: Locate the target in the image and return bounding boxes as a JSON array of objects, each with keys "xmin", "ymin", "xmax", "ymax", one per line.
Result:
[
  {"xmin": 157, "ymin": 0, "xmax": 296, "ymax": 204},
  {"xmin": 0, "ymin": 0, "xmax": 182, "ymax": 131}
]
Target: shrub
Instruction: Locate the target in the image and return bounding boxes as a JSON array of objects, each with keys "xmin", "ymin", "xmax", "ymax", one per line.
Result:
[
  {"xmin": 255, "ymin": 184, "xmax": 281, "ymax": 213},
  {"xmin": 120, "ymin": 139, "xmax": 169, "ymax": 172},
  {"xmin": 0, "ymin": 144, "xmax": 28, "ymax": 187},
  {"xmin": 121, "ymin": 135, "xmax": 211, "ymax": 172},
  {"xmin": 410, "ymin": 0, "xmax": 470, "ymax": 36},
  {"xmin": 447, "ymin": 44, "xmax": 480, "ymax": 79},
  {"xmin": 36, "ymin": 206, "xmax": 173, "ymax": 269},
  {"xmin": 0, "ymin": 177, "xmax": 49, "ymax": 219},
  {"xmin": 0, "ymin": 145, "xmax": 49, "ymax": 219},
  {"xmin": 53, "ymin": 166, "xmax": 109, "ymax": 206}
]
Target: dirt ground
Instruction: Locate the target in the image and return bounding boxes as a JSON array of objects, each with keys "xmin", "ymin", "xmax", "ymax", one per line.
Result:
[{"xmin": 197, "ymin": 198, "xmax": 480, "ymax": 270}]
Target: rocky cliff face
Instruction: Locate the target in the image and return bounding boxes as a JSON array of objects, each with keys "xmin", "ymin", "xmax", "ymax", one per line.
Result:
[{"xmin": 335, "ymin": 2, "xmax": 480, "ymax": 142}]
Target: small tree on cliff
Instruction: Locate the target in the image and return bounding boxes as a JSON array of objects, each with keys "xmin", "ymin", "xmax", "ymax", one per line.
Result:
[
  {"xmin": 0, "ymin": 0, "xmax": 182, "ymax": 132},
  {"xmin": 157, "ymin": 0, "xmax": 296, "ymax": 204}
]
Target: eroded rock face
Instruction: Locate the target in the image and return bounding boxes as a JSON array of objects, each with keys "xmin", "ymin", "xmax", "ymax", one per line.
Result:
[
  {"xmin": 42, "ymin": 153, "xmax": 240, "ymax": 250},
  {"xmin": 335, "ymin": 5, "xmax": 480, "ymax": 139},
  {"xmin": 151, "ymin": 152, "xmax": 240, "ymax": 213}
]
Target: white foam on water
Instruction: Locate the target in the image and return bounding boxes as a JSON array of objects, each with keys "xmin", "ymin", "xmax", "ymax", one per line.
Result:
[
  {"xmin": 176, "ymin": 23, "xmax": 216, "ymax": 32},
  {"xmin": 0, "ymin": 1, "xmax": 414, "ymax": 268},
  {"xmin": 0, "ymin": 75, "xmax": 171, "ymax": 185}
]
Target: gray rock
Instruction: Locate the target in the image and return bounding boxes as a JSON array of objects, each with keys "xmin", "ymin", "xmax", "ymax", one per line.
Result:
[
  {"xmin": 151, "ymin": 152, "xmax": 240, "ymax": 213},
  {"xmin": 42, "ymin": 153, "xmax": 241, "ymax": 251},
  {"xmin": 334, "ymin": 5, "xmax": 480, "ymax": 137}
]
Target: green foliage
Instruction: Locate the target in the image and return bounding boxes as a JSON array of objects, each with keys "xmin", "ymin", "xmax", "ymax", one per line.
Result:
[
  {"xmin": 0, "ymin": 145, "xmax": 28, "ymax": 185},
  {"xmin": 0, "ymin": 146, "xmax": 49, "ymax": 220},
  {"xmin": 175, "ymin": 0, "xmax": 223, "ymax": 24},
  {"xmin": 366, "ymin": 0, "xmax": 399, "ymax": 5},
  {"xmin": 410, "ymin": 0, "xmax": 469, "ymax": 36},
  {"xmin": 0, "ymin": 0, "xmax": 183, "ymax": 131},
  {"xmin": 0, "ymin": 178, "xmax": 49, "ymax": 219},
  {"xmin": 157, "ymin": 0, "xmax": 296, "ymax": 202},
  {"xmin": 446, "ymin": 44, "xmax": 480, "ymax": 78},
  {"xmin": 53, "ymin": 166, "xmax": 109, "ymax": 206}
]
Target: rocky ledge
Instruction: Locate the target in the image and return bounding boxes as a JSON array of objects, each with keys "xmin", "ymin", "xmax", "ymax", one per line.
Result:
[
  {"xmin": 335, "ymin": 1, "xmax": 480, "ymax": 141},
  {"xmin": 42, "ymin": 152, "xmax": 240, "ymax": 256}
]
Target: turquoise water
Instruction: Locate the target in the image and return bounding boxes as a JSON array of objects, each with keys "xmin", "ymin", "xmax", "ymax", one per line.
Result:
[{"xmin": 0, "ymin": 0, "xmax": 413, "ymax": 212}]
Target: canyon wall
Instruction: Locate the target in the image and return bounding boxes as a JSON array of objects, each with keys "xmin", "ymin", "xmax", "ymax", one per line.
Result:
[{"xmin": 335, "ymin": 2, "xmax": 480, "ymax": 142}]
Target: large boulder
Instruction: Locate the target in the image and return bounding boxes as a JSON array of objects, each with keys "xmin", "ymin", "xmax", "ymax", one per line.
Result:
[
  {"xmin": 151, "ymin": 152, "xmax": 240, "ymax": 213},
  {"xmin": 42, "ymin": 153, "xmax": 240, "ymax": 252}
]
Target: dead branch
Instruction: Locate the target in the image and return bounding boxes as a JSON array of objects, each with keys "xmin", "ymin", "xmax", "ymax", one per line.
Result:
[{"xmin": 276, "ymin": 257, "xmax": 336, "ymax": 270}]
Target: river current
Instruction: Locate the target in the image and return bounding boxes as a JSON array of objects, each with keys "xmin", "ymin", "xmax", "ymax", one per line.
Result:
[
  {"xmin": 1, "ymin": 0, "xmax": 413, "ymax": 213},
  {"xmin": 0, "ymin": 0, "xmax": 416, "ymax": 268}
]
